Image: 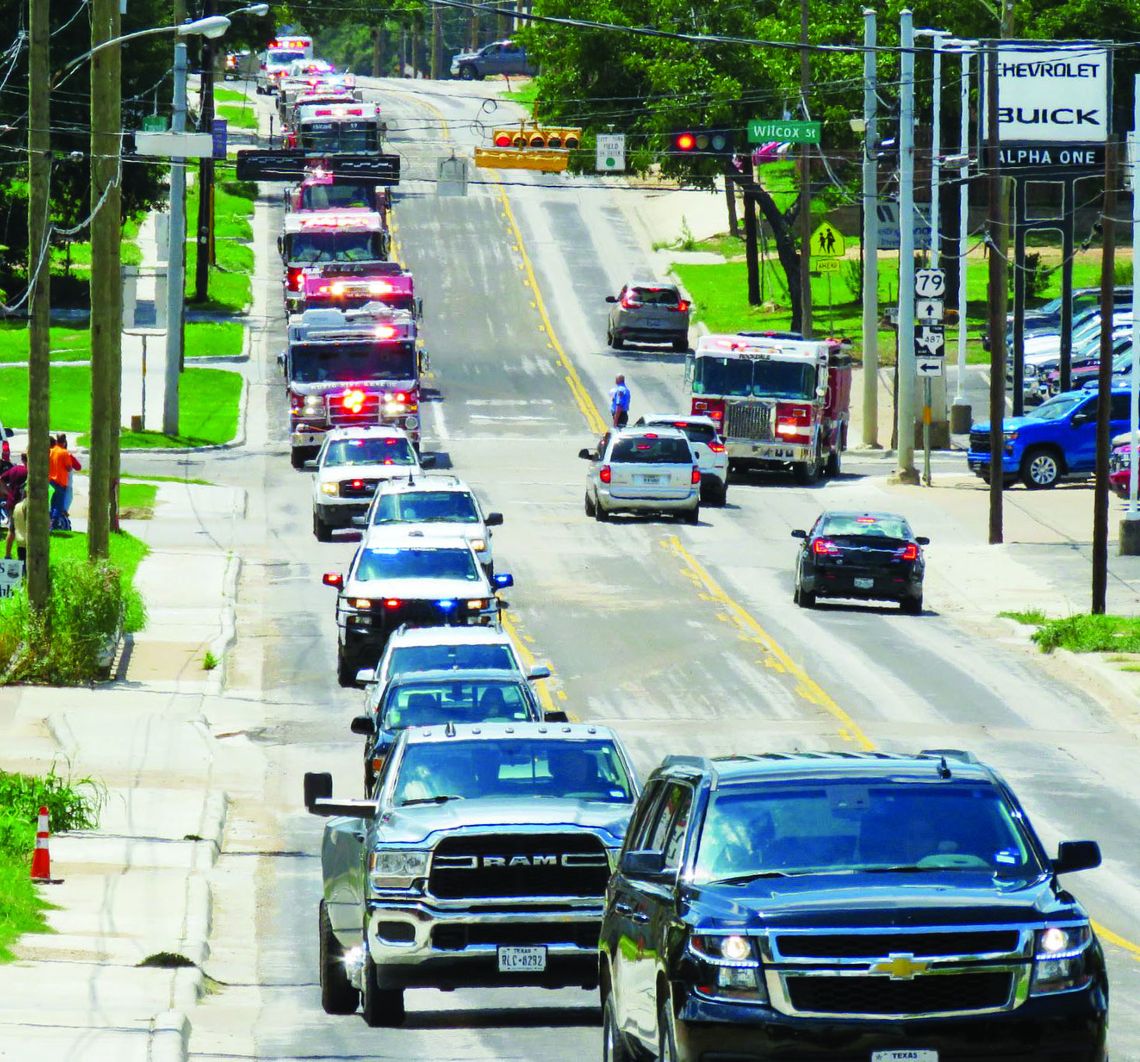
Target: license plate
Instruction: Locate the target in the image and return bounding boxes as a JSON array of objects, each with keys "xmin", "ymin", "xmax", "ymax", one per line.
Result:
[
  {"xmin": 647, "ymin": 319, "xmax": 665, "ymax": 327},
  {"xmin": 872, "ymin": 1053, "xmax": 937, "ymax": 1062},
  {"xmin": 635, "ymin": 474, "xmax": 664, "ymax": 485},
  {"xmin": 498, "ymin": 946, "xmax": 546, "ymax": 972},
  {"xmin": 854, "ymin": 577, "xmax": 874, "ymax": 589}
]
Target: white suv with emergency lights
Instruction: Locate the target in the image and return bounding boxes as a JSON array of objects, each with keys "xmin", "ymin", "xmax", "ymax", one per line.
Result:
[{"xmin": 579, "ymin": 426, "xmax": 701, "ymax": 523}]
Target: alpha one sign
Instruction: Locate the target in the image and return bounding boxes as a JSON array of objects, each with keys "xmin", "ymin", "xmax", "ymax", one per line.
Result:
[{"xmin": 993, "ymin": 41, "xmax": 1110, "ymax": 144}]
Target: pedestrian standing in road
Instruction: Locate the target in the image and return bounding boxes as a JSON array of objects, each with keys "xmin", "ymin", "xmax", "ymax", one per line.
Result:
[
  {"xmin": 609, "ymin": 374, "xmax": 631, "ymax": 429},
  {"xmin": 1, "ymin": 453, "xmax": 27, "ymax": 559},
  {"xmin": 49, "ymin": 434, "xmax": 81, "ymax": 530}
]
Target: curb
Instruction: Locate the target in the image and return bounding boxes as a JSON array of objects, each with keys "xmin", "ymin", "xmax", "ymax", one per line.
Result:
[
  {"xmin": 204, "ymin": 552, "xmax": 242, "ymax": 697},
  {"xmin": 152, "ymin": 1009, "xmax": 191, "ymax": 1062},
  {"xmin": 119, "ymin": 373, "xmax": 249, "ymax": 455}
]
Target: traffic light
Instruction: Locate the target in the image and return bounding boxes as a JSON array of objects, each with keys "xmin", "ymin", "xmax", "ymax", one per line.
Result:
[
  {"xmin": 476, "ymin": 123, "xmax": 583, "ymax": 172},
  {"xmin": 668, "ymin": 129, "xmax": 735, "ymax": 156}
]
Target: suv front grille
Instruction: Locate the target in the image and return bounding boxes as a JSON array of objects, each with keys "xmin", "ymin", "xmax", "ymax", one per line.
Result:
[
  {"xmin": 775, "ymin": 930, "xmax": 1021, "ymax": 959},
  {"xmin": 724, "ymin": 401, "xmax": 773, "ymax": 441},
  {"xmin": 339, "ymin": 479, "xmax": 378, "ymax": 498},
  {"xmin": 430, "ymin": 833, "xmax": 609, "ymax": 900},
  {"xmin": 328, "ymin": 392, "xmax": 382, "ymax": 427},
  {"xmin": 785, "ymin": 971, "xmax": 1013, "ymax": 1015}
]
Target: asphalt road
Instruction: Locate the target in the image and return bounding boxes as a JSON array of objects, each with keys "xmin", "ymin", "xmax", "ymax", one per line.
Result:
[{"xmin": 146, "ymin": 79, "xmax": 1140, "ymax": 1059}]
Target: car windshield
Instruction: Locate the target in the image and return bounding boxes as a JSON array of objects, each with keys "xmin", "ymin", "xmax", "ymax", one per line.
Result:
[
  {"xmin": 354, "ymin": 547, "xmax": 479, "ymax": 582},
  {"xmin": 818, "ymin": 514, "xmax": 912, "ymax": 540},
  {"xmin": 382, "ymin": 679, "xmax": 535, "ymax": 729},
  {"xmin": 268, "ymin": 50, "xmax": 305, "ymax": 64},
  {"xmin": 1025, "ymin": 393, "xmax": 1087, "ymax": 422},
  {"xmin": 693, "ymin": 781, "xmax": 1043, "ymax": 883},
  {"xmin": 371, "ymin": 490, "xmax": 480, "ymax": 524},
  {"xmin": 291, "ymin": 342, "xmax": 415, "ymax": 383},
  {"xmin": 610, "ymin": 436, "xmax": 692, "ymax": 464},
  {"xmin": 388, "ymin": 643, "xmax": 518, "ymax": 678},
  {"xmin": 324, "ymin": 436, "xmax": 415, "ymax": 467},
  {"xmin": 300, "ymin": 122, "xmax": 381, "ymax": 154},
  {"xmin": 286, "ymin": 230, "xmax": 381, "ymax": 263},
  {"xmin": 394, "ymin": 739, "xmax": 634, "ymax": 805},
  {"xmin": 301, "ymin": 183, "xmax": 375, "ymax": 210},
  {"xmin": 692, "ymin": 356, "xmax": 816, "ymax": 400}
]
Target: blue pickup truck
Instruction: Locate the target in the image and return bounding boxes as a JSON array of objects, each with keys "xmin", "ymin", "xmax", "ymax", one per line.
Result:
[{"xmin": 968, "ymin": 387, "xmax": 1132, "ymax": 488}]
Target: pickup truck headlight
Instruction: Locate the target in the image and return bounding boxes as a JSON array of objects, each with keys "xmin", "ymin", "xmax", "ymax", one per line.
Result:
[
  {"xmin": 320, "ymin": 481, "xmax": 339, "ymax": 496},
  {"xmin": 688, "ymin": 934, "xmax": 768, "ymax": 1004},
  {"xmin": 466, "ymin": 598, "xmax": 489, "ymax": 610},
  {"xmin": 369, "ymin": 849, "xmax": 430, "ymax": 888},
  {"xmin": 1031, "ymin": 924, "xmax": 1094, "ymax": 996}
]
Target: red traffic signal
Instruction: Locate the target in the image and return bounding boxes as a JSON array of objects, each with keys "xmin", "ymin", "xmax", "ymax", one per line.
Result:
[
  {"xmin": 494, "ymin": 132, "xmax": 512, "ymax": 147},
  {"xmin": 674, "ymin": 131, "xmax": 697, "ymax": 152},
  {"xmin": 669, "ymin": 129, "xmax": 735, "ymax": 156}
]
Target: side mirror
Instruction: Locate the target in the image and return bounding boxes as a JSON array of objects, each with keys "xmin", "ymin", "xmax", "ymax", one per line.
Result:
[
  {"xmin": 527, "ymin": 664, "xmax": 552, "ymax": 681},
  {"xmin": 303, "ymin": 771, "xmax": 333, "ymax": 808},
  {"xmin": 276, "ymin": 235, "xmax": 284, "ymax": 257},
  {"xmin": 355, "ymin": 668, "xmax": 376, "ymax": 685},
  {"xmin": 351, "ymin": 515, "xmax": 368, "ymax": 527},
  {"xmin": 302, "ymin": 460, "xmax": 318, "ymax": 471},
  {"xmin": 419, "ymin": 452, "xmax": 436, "ymax": 469},
  {"xmin": 543, "ymin": 710, "xmax": 569, "ymax": 723},
  {"xmin": 416, "ymin": 297, "xmax": 424, "ymax": 318},
  {"xmin": 1053, "ymin": 840, "xmax": 1101, "ymax": 875},
  {"xmin": 322, "ymin": 572, "xmax": 343, "ymax": 588},
  {"xmin": 791, "ymin": 529, "xmax": 807, "ymax": 539},
  {"xmin": 493, "ymin": 572, "xmax": 514, "ymax": 590},
  {"xmin": 621, "ymin": 849, "xmax": 667, "ymax": 878},
  {"xmin": 3, "ymin": 426, "xmax": 12, "ymax": 439},
  {"xmin": 485, "ymin": 512, "xmax": 504, "ymax": 527},
  {"xmin": 578, "ymin": 448, "xmax": 596, "ymax": 460},
  {"xmin": 350, "ymin": 714, "xmax": 375, "ymax": 735},
  {"xmin": 276, "ymin": 351, "xmax": 285, "ymax": 367},
  {"xmin": 915, "ymin": 536, "xmax": 930, "ymax": 546},
  {"xmin": 605, "ymin": 295, "xmax": 618, "ymax": 303},
  {"xmin": 1071, "ymin": 412, "xmax": 1093, "ymax": 426}
]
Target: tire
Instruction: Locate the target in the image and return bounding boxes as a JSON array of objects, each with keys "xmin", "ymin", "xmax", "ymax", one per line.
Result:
[
  {"xmin": 901, "ymin": 594, "xmax": 923, "ymax": 615},
  {"xmin": 798, "ymin": 586, "xmax": 816, "ymax": 609},
  {"xmin": 319, "ymin": 901, "xmax": 359, "ymax": 1015},
  {"xmin": 313, "ymin": 512, "xmax": 332, "ymax": 542},
  {"xmin": 793, "ymin": 443, "xmax": 822, "ymax": 486},
  {"xmin": 602, "ymin": 993, "xmax": 635, "ymax": 1062},
  {"xmin": 458, "ymin": 64, "xmax": 476, "ymax": 80},
  {"xmin": 683, "ymin": 503, "xmax": 700, "ymax": 525},
  {"xmin": 594, "ymin": 500, "xmax": 610, "ymax": 522},
  {"xmin": 1021, "ymin": 447, "xmax": 1062, "ymax": 489},
  {"xmin": 657, "ymin": 994, "xmax": 679, "ymax": 1062},
  {"xmin": 291, "ymin": 448, "xmax": 307, "ymax": 470},
  {"xmin": 825, "ymin": 447, "xmax": 842, "ymax": 478},
  {"xmin": 672, "ymin": 337, "xmax": 689, "ymax": 353},
  {"xmin": 337, "ymin": 649, "xmax": 356, "ymax": 688},
  {"xmin": 584, "ymin": 491, "xmax": 596, "ymax": 517},
  {"xmin": 360, "ymin": 951, "xmax": 405, "ymax": 1028},
  {"xmin": 610, "ymin": 333, "xmax": 625, "ymax": 350},
  {"xmin": 706, "ymin": 479, "xmax": 727, "ymax": 507}
]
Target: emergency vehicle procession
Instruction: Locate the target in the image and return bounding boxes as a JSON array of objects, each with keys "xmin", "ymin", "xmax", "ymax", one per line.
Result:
[{"xmin": 4, "ymin": 3, "xmax": 1140, "ymax": 1061}]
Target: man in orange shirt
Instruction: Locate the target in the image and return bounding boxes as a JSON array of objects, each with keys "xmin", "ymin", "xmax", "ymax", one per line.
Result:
[{"xmin": 49, "ymin": 434, "xmax": 81, "ymax": 530}]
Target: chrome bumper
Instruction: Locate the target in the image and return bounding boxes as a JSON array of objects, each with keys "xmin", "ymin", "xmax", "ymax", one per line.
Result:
[{"xmin": 726, "ymin": 439, "xmax": 810, "ymax": 462}]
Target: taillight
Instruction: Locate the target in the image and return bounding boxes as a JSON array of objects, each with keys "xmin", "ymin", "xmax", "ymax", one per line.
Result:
[
  {"xmin": 620, "ymin": 293, "xmax": 641, "ymax": 309},
  {"xmin": 708, "ymin": 441, "xmax": 726, "ymax": 453},
  {"xmin": 286, "ymin": 267, "xmax": 304, "ymax": 292},
  {"xmin": 599, "ymin": 465, "xmax": 612, "ymax": 484},
  {"xmin": 776, "ymin": 402, "xmax": 813, "ymax": 439},
  {"xmin": 897, "ymin": 543, "xmax": 919, "ymax": 561},
  {"xmin": 812, "ymin": 538, "xmax": 840, "ymax": 556},
  {"xmin": 691, "ymin": 466, "xmax": 701, "ymax": 484},
  {"xmin": 672, "ymin": 299, "xmax": 690, "ymax": 313}
]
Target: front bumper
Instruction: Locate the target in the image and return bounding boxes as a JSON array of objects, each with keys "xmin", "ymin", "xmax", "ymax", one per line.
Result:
[
  {"xmin": 727, "ymin": 439, "xmax": 812, "ymax": 464},
  {"xmin": 340, "ymin": 604, "xmax": 499, "ymax": 654},
  {"xmin": 671, "ymin": 985, "xmax": 1107, "ymax": 1061},
  {"xmin": 596, "ymin": 486, "xmax": 699, "ymax": 515},
  {"xmin": 967, "ymin": 452, "xmax": 1018, "ymax": 476},
  {"xmin": 366, "ymin": 899, "xmax": 601, "ymax": 990},
  {"xmin": 315, "ymin": 498, "xmax": 370, "ymax": 527}
]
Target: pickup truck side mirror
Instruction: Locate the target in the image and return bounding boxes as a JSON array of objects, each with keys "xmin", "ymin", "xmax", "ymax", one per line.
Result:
[
  {"xmin": 350, "ymin": 714, "xmax": 375, "ymax": 735},
  {"xmin": 605, "ymin": 295, "xmax": 618, "ymax": 303},
  {"xmin": 302, "ymin": 460, "xmax": 318, "ymax": 471},
  {"xmin": 1071, "ymin": 411, "xmax": 1093, "ymax": 426},
  {"xmin": 578, "ymin": 448, "xmax": 596, "ymax": 460},
  {"xmin": 2, "ymin": 426, "xmax": 12, "ymax": 439},
  {"xmin": 304, "ymin": 771, "xmax": 333, "ymax": 807},
  {"xmin": 915, "ymin": 536, "xmax": 930, "ymax": 546},
  {"xmin": 322, "ymin": 572, "xmax": 343, "ymax": 588},
  {"xmin": 355, "ymin": 668, "xmax": 376, "ymax": 685},
  {"xmin": 419, "ymin": 453, "xmax": 436, "ymax": 469},
  {"xmin": 790, "ymin": 529, "xmax": 807, "ymax": 539},
  {"xmin": 485, "ymin": 512, "xmax": 504, "ymax": 527},
  {"xmin": 1053, "ymin": 840, "xmax": 1101, "ymax": 875},
  {"xmin": 527, "ymin": 664, "xmax": 552, "ymax": 681},
  {"xmin": 351, "ymin": 515, "xmax": 368, "ymax": 527},
  {"xmin": 621, "ymin": 849, "xmax": 668, "ymax": 879}
]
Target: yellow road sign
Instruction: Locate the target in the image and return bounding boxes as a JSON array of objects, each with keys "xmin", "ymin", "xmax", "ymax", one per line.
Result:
[
  {"xmin": 810, "ymin": 221, "xmax": 845, "ymax": 258},
  {"xmin": 816, "ymin": 258, "xmax": 841, "ymax": 273}
]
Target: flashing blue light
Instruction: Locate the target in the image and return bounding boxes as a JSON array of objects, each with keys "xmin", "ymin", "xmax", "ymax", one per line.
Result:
[
  {"xmin": 493, "ymin": 573, "xmax": 514, "ymax": 590},
  {"xmin": 436, "ymin": 599, "xmax": 457, "ymax": 611}
]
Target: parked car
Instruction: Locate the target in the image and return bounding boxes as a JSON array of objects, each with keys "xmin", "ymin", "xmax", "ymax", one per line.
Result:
[
  {"xmin": 579, "ymin": 427, "xmax": 700, "ymax": 523},
  {"xmin": 449, "ymin": 39, "xmax": 535, "ymax": 80},
  {"xmin": 605, "ymin": 281, "xmax": 690, "ymax": 352}
]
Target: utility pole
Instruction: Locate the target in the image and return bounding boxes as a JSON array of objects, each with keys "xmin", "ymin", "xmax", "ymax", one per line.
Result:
[
  {"xmin": 88, "ymin": 0, "xmax": 121, "ymax": 558},
  {"xmin": 163, "ymin": 42, "xmax": 188, "ymax": 437},
  {"xmin": 26, "ymin": 0, "xmax": 50, "ymax": 607},
  {"xmin": 194, "ymin": 0, "xmax": 217, "ymax": 301},
  {"xmin": 1123, "ymin": 74, "xmax": 1140, "ymax": 556},
  {"xmin": 860, "ymin": 7, "xmax": 879, "ymax": 448},
  {"xmin": 797, "ymin": 0, "xmax": 812, "ymax": 338},
  {"xmin": 893, "ymin": 9, "xmax": 918, "ymax": 483},
  {"xmin": 950, "ymin": 40, "xmax": 975, "ymax": 432},
  {"xmin": 431, "ymin": 3, "xmax": 441, "ymax": 79},
  {"xmin": 985, "ymin": 41, "xmax": 1005, "ymax": 544},
  {"xmin": 1092, "ymin": 140, "xmax": 1117, "ymax": 613}
]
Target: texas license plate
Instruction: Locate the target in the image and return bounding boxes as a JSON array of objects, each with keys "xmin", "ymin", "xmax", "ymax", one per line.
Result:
[
  {"xmin": 635, "ymin": 474, "xmax": 664, "ymax": 485},
  {"xmin": 854, "ymin": 577, "xmax": 874, "ymax": 589},
  {"xmin": 872, "ymin": 1052, "xmax": 937, "ymax": 1062},
  {"xmin": 498, "ymin": 946, "xmax": 546, "ymax": 972}
]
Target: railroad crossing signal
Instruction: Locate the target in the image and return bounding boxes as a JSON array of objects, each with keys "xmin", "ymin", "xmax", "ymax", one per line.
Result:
[
  {"xmin": 474, "ymin": 124, "xmax": 582, "ymax": 173},
  {"xmin": 811, "ymin": 221, "xmax": 845, "ymax": 258}
]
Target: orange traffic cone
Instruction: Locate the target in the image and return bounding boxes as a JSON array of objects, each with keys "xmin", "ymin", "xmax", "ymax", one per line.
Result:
[{"xmin": 30, "ymin": 805, "xmax": 60, "ymax": 884}]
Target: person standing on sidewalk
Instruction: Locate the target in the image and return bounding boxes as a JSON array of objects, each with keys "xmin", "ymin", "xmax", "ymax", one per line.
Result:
[
  {"xmin": 609, "ymin": 374, "xmax": 631, "ymax": 428},
  {"xmin": 1, "ymin": 453, "xmax": 27, "ymax": 559},
  {"xmin": 49, "ymin": 434, "xmax": 81, "ymax": 531}
]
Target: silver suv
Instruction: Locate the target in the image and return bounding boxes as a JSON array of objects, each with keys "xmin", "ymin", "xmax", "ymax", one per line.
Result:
[
  {"xmin": 605, "ymin": 281, "xmax": 690, "ymax": 352},
  {"xmin": 579, "ymin": 426, "xmax": 700, "ymax": 523}
]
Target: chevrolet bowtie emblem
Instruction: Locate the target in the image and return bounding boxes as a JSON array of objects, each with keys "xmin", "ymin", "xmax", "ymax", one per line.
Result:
[{"xmin": 869, "ymin": 953, "xmax": 929, "ymax": 980}]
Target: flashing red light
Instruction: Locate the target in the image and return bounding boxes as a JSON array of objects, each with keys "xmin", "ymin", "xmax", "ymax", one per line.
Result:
[
  {"xmin": 384, "ymin": 598, "xmax": 402, "ymax": 609},
  {"xmin": 599, "ymin": 465, "xmax": 612, "ymax": 484},
  {"xmin": 813, "ymin": 539, "xmax": 841, "ymax": 556},
  {"xmin": 395, "ymin": 392, "xmax": 406, "ymax": 403},
  {"xmin": 675, "ymin": 132, "xmax": 697, "ymax": 151},
  {"xmin": 691, "ymin": 466, "xmax": 701, "ymax": 484},
  {"xmin": 374, "ymin": 325, "xmax": 397, "ymax": 340},
  {"xmin": 286, "ymin": 267, "xmax": 304, "ymax": 292},
  {"xmin": 643, "ymin": 432, "xmax": 658, "ymax": 439},
  {"xmin": 351, "ymin": 479, "xmax": 364, "ymax": 489},
  {"xmin": 342, "ymin": 389, "xmax": 366, "ymax": 414},
  {"xmin": 494, "ymin": 133, "xmax": 512, "ymax": 147},
  {"xmin": 897, "ymin": 543, "xmax": 919, "ymax": 561},
  {"xmin": 856, "ymin": 516, "xmax": 878, "ymax": 523}
]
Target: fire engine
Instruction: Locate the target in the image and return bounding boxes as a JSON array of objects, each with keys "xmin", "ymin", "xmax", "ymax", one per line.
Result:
[
  {"xmin": 280, "ymin": 211, "xmax": 391, "ymax": 312},
  {"xmin": 279, "ymin": 86, "xmax": 361, "ymax": 131},
  {"xmin": 282, "ymin": 305, "xmax": 423, "ymax": 468},
  {"xmin": 288, "ymin": 169, "xmax": 390, "ymax": 217},
  {"xmin": 686, "ymin": 332, "xmax": 851, "ymax": 483},
  {"xmin": 301, "ymin": 262, "xmax": 418, "ymax": 316},
  {"xmin": 291, "ymin": 101, "xmax": 385, "ymax": 155}
]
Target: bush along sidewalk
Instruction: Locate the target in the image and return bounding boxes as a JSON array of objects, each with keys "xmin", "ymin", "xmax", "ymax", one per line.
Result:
[{"xmin": 0, "ymin": 763, "xmax": 104, "ymax": 961}]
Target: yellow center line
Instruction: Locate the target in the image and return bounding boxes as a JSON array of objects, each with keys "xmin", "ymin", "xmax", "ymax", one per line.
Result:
[
  {"xmin": 1091, "ymin": 920, "xmax": 1140, "ymax": 963},
  {"xmin": 500, "ymin": 610, "xmax": 577, "ymax": 721}
]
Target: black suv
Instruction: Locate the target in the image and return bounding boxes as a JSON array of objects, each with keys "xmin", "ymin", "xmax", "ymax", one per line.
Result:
[{"xmin": 599, "ymin": 750, "xmax": 1108, "ymax": 1062}]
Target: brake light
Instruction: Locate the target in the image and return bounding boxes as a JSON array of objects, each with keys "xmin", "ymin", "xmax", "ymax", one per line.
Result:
[
  {"xmin": 691, "ymin": 466, "xmax": 701, "ymax": 484},
  {"xmin": 286, "ymin": 267, "xmax": 304, "ymax": 292},
  {"xmin": 813, "ymin": 539, "xmax": 841, "ymax": 556},
  {"xmin": 708, "ymin": 441, "xmax": 726, "ymax": 453},
  {"xmin": 342, "ymin": 389, "xmax": 366, "ymax": 413},
  {"xmin": 897, "ymin": 543, "xmax": 919, "ymax": 561},
  {"xmin": 384, "ymin": 598, "xmax": 401, "ymax": 609},
  {"xmin": 776, "ymin": 401, "xmax": 813, "ymax": 439},
  {"xmin": 599, "ymin": 465, "xmax": 612, "ymax": 484},
  {"xmin": 671, "ymin": 299, "xmax": 690, "ymax": 313}
]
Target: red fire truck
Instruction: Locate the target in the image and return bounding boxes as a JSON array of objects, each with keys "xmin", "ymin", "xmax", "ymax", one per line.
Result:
[
  {"xmin": 687, "ymin": 332, "xmax": 851, "ymax": 483},
  {"xmin": 279, "ymin": 210, "xmax": 391, "ymax": 312},
  {"xmin": 288, "ymin": 169, "xmax": 390, "ymax": 215},
  {"xmin": 301, "ymin": 262, "xmax": 417, "ymax": 316},
  {"xmin": 282, "ymin": 306, "xmax": 423, "ymax": 467}
]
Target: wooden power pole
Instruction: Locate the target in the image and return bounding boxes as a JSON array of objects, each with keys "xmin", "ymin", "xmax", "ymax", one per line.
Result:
[
  {"xmin": 798, "ymin": 0, "xmax": 813, "ymax": 338},
  {"xmin": 195, "ymin": 0, "xmax": 217, "ymax": 301}
]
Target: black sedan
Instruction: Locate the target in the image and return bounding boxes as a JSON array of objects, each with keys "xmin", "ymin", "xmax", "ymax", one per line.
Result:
[{"xmin": 792, "ymin": 510, "xmax": 928, "ymax": 613}]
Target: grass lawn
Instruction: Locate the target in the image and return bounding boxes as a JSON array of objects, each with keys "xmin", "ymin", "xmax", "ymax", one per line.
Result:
[
  {"xmin": 0, "ymin": 365, "xmax": 242, "ymax": 446},
  {"xmin": 0, "ymin": 859, "xmax": 50, "ymax": 961},
  {"xmin": 185, "ymin": 321, "xmax": 244, "ymax": 359},
  {"xmin": 0, "ymin": 322, "xmax": 242, "ymax": 364},
  {"xmin": 214, "ymin": 88, "xmax": 250, "ymax": 104},
  {"xmin": 47, "ymin": 528, "xmax": 150, "ymax": 586},
  {"xmin": 500, "ymin": 80, "xmax": 537, "ymax": 111},
  {"xmin": 185, "ymin": 171, "xmax": 256, "ymax": 313},
  {"xmin": 217, "ymin": 102, "xmax": 258, "ymax": 130},
  {"xmin": 118, "ymin": 482, "xmax": 157, "ymax": 519},
  {"xmin": 1028, "ymin": 614, "xmax": 1140, "ymax": 654}
]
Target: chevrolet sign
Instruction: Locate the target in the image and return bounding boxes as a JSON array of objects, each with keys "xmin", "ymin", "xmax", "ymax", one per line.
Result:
[{"xmin": 869, "ymin": 953, "xmax": 931, "ymax": 981}]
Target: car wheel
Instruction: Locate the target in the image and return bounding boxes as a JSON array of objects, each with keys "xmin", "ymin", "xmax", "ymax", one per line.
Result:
[
  {"xmin": 825, "ymin": 447, "xmax": 842, "ymax": 478},
  {"xmin": 337, "ymin": 649, "xmax": 356, "ymax": 688},
  {"xmin": 672, "ymin": 337, "xmax": 689, "ymax": 353},
  {"xmin": 1021, "ymin": 447, "xmax": 1062, "ymax": 489},
  {"xmin": 360, "ymin": 950, "xmax": 405, "ymax": 1027},
  {"xmin": 458, "ymin": 64, "xmax": 476, "ymax": 80},
  {"xmin": 594, "ymin": 500, "xmax": 610, "ymax": 522},
  {"xmin": 584, "ymin": 491, "xmax": 596, "ymax": 517},
  {"xmin": 793, "ymin": 443, "xmax": 822, "ymax": 485},
  {"xmin": 610, "ymin": 333, "xmax": 625, "ymax": 350},
  {"xmin": 798, "ymin": 586, "xmax": 816, "ymax": 609},
  {"xmin": 291, "ymin": 449, "xmax": 307, "ymax": 470},
  {"xmin": 683, "ymin": 503, "xmax": 700, "ymax": 525},
  {"xmin": 901, "ymin": 594, "xmax": 923, "ymax": 615},
  {"xmin": 708, "ymin": 479, "xmax": 728, "ymax": 506},
  {"xmin": 657, "ymin": 994, "xmax": 679, "ymax": 1062},
  {"xmin": 602, "ymin": 993, "xmax": 634, "ymax": 1062},
  {"xmin": 313, "ymin": 512, "xmax": 333, "ymax": 542},
  {"xmin": 319, "ymin": 900, "xmax": 359, "ymax": 1015}
]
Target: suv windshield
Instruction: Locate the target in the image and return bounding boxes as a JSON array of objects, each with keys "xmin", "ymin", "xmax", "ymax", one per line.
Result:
[
  {"xmin": 611, "ymin": 436, "xmax": 692, "ymax": 464},
  {"xmin": 291, "ymin": 342, "xmax": 415, "ymax": 383},
  {"xmin": 693, "ymin": 782, "xmax": 1043, "ymax": 882},
  {"xmin": 382, "ymin": 679, "xmax": 534, "ymax": 729},
  {"xmin": 394, "ymin": 739, "xmax": 634, "ymax": 804},
  {"xmin": 354, "ymin": 546, "xmax": 479, "ymax": 582},
  {"xmin": 324, "ymin": 436, "xmax": 415, "ymax": 467},
  {"xmin": 371, "ymin": 490, "xmax": 480, "ymax": 524},
  {"xmin": 388, "ymin": 643, "xmax": 517, "ymax": 676}
]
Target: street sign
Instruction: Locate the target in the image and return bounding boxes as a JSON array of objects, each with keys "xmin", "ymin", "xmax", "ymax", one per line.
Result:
[
  {"xmin": 915, "ymin": 268, "xmax": 946, "ymax": 299},
  {"xmin": 875, "ymin": 202, "xmax": 932, "ymax": 251},
  {"xmin": 437, "ymin": 156, "xmax": 468, "ymax": 197},
  {"xmin": 748, "ymin": 119, "xmax": 820, "ymax": 145},
  {"xmin": 211, "ymin": 119, "xmax": 228, "ymax": 161},
  {"xmin": 235, "ymin": 150, "xmax": 401, "ymax": 184},
  {"xmin": 596, "ymin": 133, "xmax": 626, "ymax": 172},
  {"xmin": 915, "ymin": 325, "xmax": 946, "ymax": 356},
  {"xmin": 816, "ymin": 258, "xmax": 841, "ymax": 274},
  {"xmin": 811, "ymin": 221, "xmax": 845, "ymax": 258},
  {"xmin": 917, "ymin": 358, "xmax": 944, "ymax": 377},
  {"xmin": 916, "ymin": 297, "xmax": 944, "ymax": 325},
  {"xmin": 0, "ymin": 558, "xmax": 23, "ymax": 599},
  {"xmin": 142, "ymin": 115, "xmax": 167, "ymax": 133},
  {"xmin": 135, "ymin": 131, "xmax": 215, "ymax": 158}
]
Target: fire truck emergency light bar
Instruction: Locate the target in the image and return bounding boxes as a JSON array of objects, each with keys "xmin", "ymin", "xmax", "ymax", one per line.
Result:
[{"xmin": 236, "ymin": 150, "xmax": 400, "ymax": 184}]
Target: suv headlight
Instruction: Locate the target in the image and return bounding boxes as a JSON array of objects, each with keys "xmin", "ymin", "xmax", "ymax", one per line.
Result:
[
  {"xmin": 1031, "ymin": 923, "xmax": 1094, "ymax": 996},
  {"xmin": 369, "ymin": 849, "xmax": 430, "ymax": 889},
  {"xmin": 688, "ymin": 934, "xmax": 768, "ymax": 1004}
]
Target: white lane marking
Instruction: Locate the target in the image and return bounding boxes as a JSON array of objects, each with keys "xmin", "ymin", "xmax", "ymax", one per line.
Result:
[
  {"xmin": 469, "ymin": 414, "xmax": 558, "ymax": 423},
  {"xmin": 430, "ymin": 400, "xmax": 450, "ymax": 441},
  {"xmin": 465, "ymin": 399, "xmax": 554, "ymax": 406}
]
